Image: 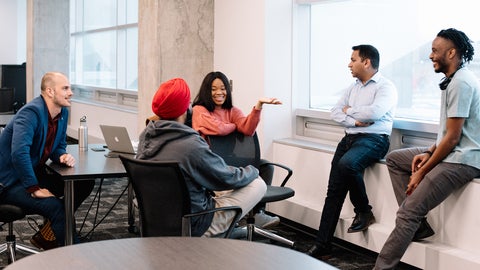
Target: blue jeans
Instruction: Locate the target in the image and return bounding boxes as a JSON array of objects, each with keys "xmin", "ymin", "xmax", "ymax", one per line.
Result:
[
  {"xmin": 315, "ymin": 133, "xmax": 390, "ymax": 246},
  {"xmin": 0, "ymin": 166, "xmax": 94, "ymax": 246}
]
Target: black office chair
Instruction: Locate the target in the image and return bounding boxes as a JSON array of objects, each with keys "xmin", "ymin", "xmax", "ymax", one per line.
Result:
[
  {"xmin": 119, "ymin": 155, "xmax": 242, "ymax": 238},
  {"xmin": 0, "ymin": 204, "xmax": 39, "ymax": 264},
  {"xmin": 207, "ymin": 131, "xmax": 295, "ymax": 247}
]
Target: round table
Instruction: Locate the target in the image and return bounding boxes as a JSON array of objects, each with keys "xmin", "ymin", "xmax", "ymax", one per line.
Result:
[{"xmin": 5, "ymin": 237, "xmax": 338, "ymax": 270}]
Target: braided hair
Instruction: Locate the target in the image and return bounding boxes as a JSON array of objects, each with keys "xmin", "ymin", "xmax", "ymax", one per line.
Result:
[{"xmin": 437, "ymin": 28, "xmax": 475, "ymax": 64}]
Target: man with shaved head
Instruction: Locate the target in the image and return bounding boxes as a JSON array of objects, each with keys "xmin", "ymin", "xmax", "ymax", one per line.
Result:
[{"xmin": 0, "ymin": 72, "xmax": 94, "ymax": 249}]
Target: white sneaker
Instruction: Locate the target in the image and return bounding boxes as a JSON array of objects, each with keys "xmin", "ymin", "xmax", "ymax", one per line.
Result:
[{"xmin": 254, "ymin": 211, "xmax": 280, "ymax": 229}]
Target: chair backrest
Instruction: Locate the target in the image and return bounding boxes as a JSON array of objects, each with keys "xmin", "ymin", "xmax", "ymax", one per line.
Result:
[
  {"xmin": 207, "ymin": 131, "xmax": 261, "ymax": 169},
  {"xmin": 119, "ymin": 155, "xmax": 191, "ymax": 237}
]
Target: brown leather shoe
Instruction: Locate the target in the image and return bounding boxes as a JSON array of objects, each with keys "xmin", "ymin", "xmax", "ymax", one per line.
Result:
[{"xmin": 30, "ymin": 227, "xmax": 58, "ymax": 250}]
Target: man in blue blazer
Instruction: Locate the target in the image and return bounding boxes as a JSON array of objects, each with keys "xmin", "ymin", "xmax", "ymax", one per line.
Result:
[{"xmin": 0, "ymin": 72, "xmax": 94, "ymax": 249}]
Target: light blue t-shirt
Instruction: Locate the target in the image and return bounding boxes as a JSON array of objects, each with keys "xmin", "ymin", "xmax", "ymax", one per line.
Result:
[
  {"xmin": 330, "ymin": 72, "xmax": 398, "ymax": 135},
  {"xmin": 437, "ymin": 67, "xmax": 480, "ymax": 169}
]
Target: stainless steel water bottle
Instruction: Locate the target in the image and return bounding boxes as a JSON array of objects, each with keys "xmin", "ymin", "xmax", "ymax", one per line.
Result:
[{"xmin": 78, "ymin": 116, "xmax": 88, "ymax": 151}]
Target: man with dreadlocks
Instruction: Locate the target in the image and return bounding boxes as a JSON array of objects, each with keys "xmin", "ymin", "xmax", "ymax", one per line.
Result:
[{"xmin": 373, "ymin": 28, "xmax": 480, "ymax": 269}]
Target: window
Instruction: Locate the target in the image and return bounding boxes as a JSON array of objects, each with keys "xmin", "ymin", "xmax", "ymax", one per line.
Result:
[
  {"xmin": 70, "ymin": 0, "xmax": 138, "ymax": 109},
  {"xmin": 296, "ymin": 0, "xmax": 480, "ymax": 146}
]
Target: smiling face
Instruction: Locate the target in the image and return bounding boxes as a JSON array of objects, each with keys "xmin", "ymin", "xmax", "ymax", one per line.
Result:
[
  {"xmin": 211, "ymin": 78, "xmax": 227, "ymax": 108},
  {"xmin": 429, "ymin": 36, "xmax": 455, "ymax": 75},
  {"xmin": 51, "ymin": 73, "xmax": 73, "ymax": 108},
  {"xmin": 42, "ymin": 72, "xmax": 73, "ymax": 109}
]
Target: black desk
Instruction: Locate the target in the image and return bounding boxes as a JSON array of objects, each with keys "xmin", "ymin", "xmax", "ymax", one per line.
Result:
[
  {"xmin": 4, "ymin": 237, "xmax": 338, "ymax": 270},
  {"xmin": 46, "ymin": 144, "xmax": 134, "ymax": 245}
]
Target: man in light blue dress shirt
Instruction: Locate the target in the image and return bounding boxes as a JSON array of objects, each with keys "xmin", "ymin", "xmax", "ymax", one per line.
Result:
[{"xmin": 308, "ymin": 44, "xmax": 397, "ymax": 259}]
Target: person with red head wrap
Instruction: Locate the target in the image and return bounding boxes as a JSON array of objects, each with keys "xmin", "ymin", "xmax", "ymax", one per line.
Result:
[
  {"xmin": 151, "ymin": 78, "xmax": 191, "ymax": 120},
  {"xmin": 136, "ymin": 78, "xmax": 266, "ymax": 237}
]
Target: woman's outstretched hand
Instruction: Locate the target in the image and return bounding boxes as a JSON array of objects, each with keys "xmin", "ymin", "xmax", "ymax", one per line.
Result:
[{"xmin": 256, "ymin": 97, "xmax": 282, "ymax": 109}]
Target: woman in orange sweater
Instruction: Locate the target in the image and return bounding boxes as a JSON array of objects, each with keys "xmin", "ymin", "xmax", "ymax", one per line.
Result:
[{"xmin": 192, "ymin": 71, "xmax": 282, "ymax": 229}]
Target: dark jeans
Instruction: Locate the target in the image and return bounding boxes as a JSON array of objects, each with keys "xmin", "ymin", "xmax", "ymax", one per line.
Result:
[
  {"xmin": 315, "ymin": 133, "xmax": 390, "ymax": 246},
  {"xmin": 0, "ymin": 165, "xmax": 94, "ymax": 246},
  {"xmin": 36, "ymin": 166, "xmax": 95, "ymax": 211}
]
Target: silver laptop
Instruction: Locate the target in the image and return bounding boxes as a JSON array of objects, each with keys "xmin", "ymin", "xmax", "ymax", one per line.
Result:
[{"xmin": 99, "ymin": 125, "xmax": 136, "ymax": 157}]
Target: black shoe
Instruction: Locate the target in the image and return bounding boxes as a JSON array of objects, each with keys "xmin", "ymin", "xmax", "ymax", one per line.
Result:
[
  {"xmin": 413, "ymin": 218, "xmax": 435, "ymax": 241},
  {"xmin": 347, "ymin": 211, "xmax": 375, "ymax": 233},
  {"xmin": 306, "ymin": 243, "xmax": 332, "ymax": 260}
]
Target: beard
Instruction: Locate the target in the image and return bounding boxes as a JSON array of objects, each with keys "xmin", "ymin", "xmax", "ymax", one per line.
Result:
[
  {"xmin": 433, "ymin": 54, "xmax": 449, "ymax": 74},
  {"xmin": 434, "ymin": 61, "xmax": 448, "ymax": 74}
]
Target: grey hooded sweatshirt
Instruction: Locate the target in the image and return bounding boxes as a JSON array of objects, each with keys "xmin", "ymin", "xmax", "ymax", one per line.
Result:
[{"xmin": 136, "ymin": 120, "xmax": 259, "ymax": 236}]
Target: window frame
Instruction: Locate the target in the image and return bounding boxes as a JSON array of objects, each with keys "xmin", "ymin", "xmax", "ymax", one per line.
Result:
[
  {"xmin": 69, "ymin": 0, "xmax": 138, "ymax": 111},
  {"xmin": 293, "ymin": 0, "xmax": 442, "ymax": 150}
]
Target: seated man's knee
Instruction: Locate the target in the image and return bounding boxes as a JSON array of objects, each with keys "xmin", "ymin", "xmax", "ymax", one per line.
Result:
[
  {"xmin": 41, "ymin": 197, "xmax": 65, "ymax": 218},
  {"xmin": 251, "ymin": 177, "xmax": 267, "ymax": 195},
  {"xmin": 385, "ymin": 150, "xmax": 401, "ymax": 167},
  {"xmin": 337, "ymin": 159, "xmax": 359, "ymax": 174}
]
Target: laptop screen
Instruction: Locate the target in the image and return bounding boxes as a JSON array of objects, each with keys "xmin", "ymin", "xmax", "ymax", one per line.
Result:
[{"xmin": 99, "ymin": 125, "xmax": 136, "ymax": 155}]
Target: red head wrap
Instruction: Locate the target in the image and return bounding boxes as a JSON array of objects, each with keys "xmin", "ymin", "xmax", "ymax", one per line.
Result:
[{"xmin": 151, "ymin": 78, "xmax": 191, "ymax": 120}]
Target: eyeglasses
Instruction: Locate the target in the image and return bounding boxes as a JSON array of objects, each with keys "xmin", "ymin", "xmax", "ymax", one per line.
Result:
[{"xmin": 439, "ymin": 76, "xmax": 452, "ymax": 90}]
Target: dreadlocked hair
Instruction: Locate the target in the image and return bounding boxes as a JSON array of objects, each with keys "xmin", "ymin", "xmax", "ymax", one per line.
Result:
[{"xmin": 437, "ymin": 28, "xmax": 475, "ymax": 64}]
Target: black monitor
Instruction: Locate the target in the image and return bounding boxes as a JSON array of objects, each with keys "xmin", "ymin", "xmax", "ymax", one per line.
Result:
[
  {"xmin": 0, "ymin": 87, "xmax": 15, "ymax": 113},
  {"xmin": 1, "ymin": 63, "xmax": 26, "ymax": 113}
]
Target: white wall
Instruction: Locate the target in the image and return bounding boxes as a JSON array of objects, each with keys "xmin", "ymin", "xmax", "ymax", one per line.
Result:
[
  {"xmin": 214, "ymin": 0, "xmax": 266, "ymax": 114},
  {"xmin": 67, "ymin": 103, "xmax": 138, "ymax": 143},
  {"xmin": 0, "ymin": 0, "xmax": 26, "ymax": 64},
  {"xmin": 213, "ymin": 0, "xmax": 293, "ymax": 160},
  {"xmin": 16, "ymin": 0, "xmax": 26, "ymax": 63}
]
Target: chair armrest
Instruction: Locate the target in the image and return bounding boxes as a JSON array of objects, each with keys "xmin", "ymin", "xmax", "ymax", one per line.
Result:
[
  {"xmin": 259, "ymin": 162, "xmax": 293, "ymax": 187},
  {"xmin": 182, "ymin": 206, "xmax": 242, "ymax": 238}
]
